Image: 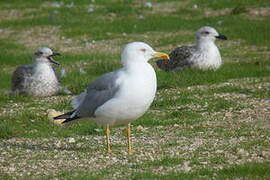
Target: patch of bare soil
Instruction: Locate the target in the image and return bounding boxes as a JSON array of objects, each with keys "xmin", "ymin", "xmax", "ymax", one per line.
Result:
[
  {"xmin": 0, "ymin": 95, "xmax": 73, "ymax": 117},
  {"xmin": 0, "ymin": 125, "xmax": 269, "ymax": 178},
  {"xmin": 248, "ymin": 8, "xmax": 270, "ymax": 17},
  {"xmin": 16, "ymin": 26, "xmax": 80, "ymax": 53},
  {"xmin": 0, "ymin": 8, "xmax": 37, "ymax": 22},
  {"xmin": 189, "ymin": 77, "xmax": 270, "ymax": 128},
  {"xmin": 0, "ymin": 28, "xmax": 17, "ymax": 40},
  {"xmin": 204, "ymin": 8, "xmax": 231, "ymax": 17},
  {"xmin": 145, "ymin": 1, "xmax": 190, "ymax": 14},
  {"xmin": 17, "ymin": 28, "xmax": 191, "ymax": 54}
]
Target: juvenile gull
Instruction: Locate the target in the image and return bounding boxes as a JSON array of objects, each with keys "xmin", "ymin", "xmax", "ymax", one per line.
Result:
[
  {"xmin": 54, "ymin": 42, "xmax": 169, "ymax": 154},
  {"xmin": 156, "ymin": 26, "xmax": 227, "ymax": 71},
  {"xmin": 11, "ymin": 47, "xmax": 64, "ymax": 96}
]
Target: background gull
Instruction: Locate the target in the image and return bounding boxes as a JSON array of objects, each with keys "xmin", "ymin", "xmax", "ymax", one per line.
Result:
[
  {"xmin": 156, "ymin": 26, "xmax": 227, "ymax": 71},
  {"xmin": 54, "ymin": 42, "xmax": 169, "ymax": 154},
  {"xmin": 11, "ymin": 47, "xmax": 68, "ymax": 96}
]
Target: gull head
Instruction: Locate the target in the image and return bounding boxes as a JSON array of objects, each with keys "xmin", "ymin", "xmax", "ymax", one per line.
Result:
[
  {"xmin": 121, "ymin": 42, "xmax": 169, "ymax": 65},
  {"xmin": 196, "ymin": 26, "xmax": 227, "ymax": 42},
  {"xmin": 33, "ymin": 47, "xmax": 61, "ymax": 65}
]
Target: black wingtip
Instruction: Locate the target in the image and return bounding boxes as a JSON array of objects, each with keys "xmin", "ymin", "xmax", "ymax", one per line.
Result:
[
  {"xmin": 61, "ymin": 116, "xmax": 80, "ymax": 124},
  {"xmin": 53, "ymin": 110, "xmax": 81, "ymax": 125},
  {"xmin": 53, "ymin": 110, "xmax": 76, "ymax": 120}
]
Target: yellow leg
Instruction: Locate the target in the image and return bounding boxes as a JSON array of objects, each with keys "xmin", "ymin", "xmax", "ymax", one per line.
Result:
[
  {"xmin": 126, "ymin": 123, "xmax": 133, "ymax": 154},
  {"xmin": 105, "ymin": 125, "xmax": 112, "ymax": 154}
]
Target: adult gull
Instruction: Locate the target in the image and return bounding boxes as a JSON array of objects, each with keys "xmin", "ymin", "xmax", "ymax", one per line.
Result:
[
  {"xmin": 156, "ymin": 26, "xmax": 227, "ymax": 71},
  {"xmin": 54, "ymin": 42, "xmax": 169, "ymax": 154}
]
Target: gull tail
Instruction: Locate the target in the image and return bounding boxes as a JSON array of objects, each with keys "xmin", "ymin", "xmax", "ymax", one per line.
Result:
[{"xmin": 53, "ymin": 110, "xmax": 80, "ymax": 125}]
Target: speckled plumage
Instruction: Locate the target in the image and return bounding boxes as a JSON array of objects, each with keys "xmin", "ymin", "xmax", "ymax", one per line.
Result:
[
  {"xmin": 156, "ymin": 46, "xmax": 196, "ymax": 71},
  {"xmin": 156, "ymin": 26, "xmax": 227, "ymax": 71},
  {"xmin": 11, "ymin": 47, "xmax": 62, "ymax": 97}
]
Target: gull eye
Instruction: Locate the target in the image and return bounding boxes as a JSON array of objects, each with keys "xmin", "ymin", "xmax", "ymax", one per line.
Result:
[
  {"xmin": 204, "ymin": 31, "xmax": 210, "ymax": 34},
  {"xmin": 140, "ymin": 48, "xmax": 146, "ymax": 52},
  {"xmin": 34, "ymin": 51, "xmax": 43, "ymax": 56}
]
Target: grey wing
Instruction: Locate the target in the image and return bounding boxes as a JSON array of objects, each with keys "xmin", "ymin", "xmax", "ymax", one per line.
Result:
[
  {"xmin": 156, "ymin": 46, "xmax": 196, "ymax": 71},
  {"xmin": 75, "ymin": 70, "xmax": 120, "ymax": 118},
  {"xmin": 11, "ymin": 65, "xmax": 33, "ymax": 94}
]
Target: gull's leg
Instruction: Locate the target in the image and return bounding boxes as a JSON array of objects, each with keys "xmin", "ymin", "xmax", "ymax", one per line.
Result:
[
  {"xmin": 105, "ymin": 124, "xmax": 112, "ymax": 153},
  {"xmin": 126, "ymin": 123, "xmax": 133, "ymax": 154}
]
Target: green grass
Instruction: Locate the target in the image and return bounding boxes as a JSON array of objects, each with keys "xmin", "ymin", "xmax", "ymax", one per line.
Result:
[
  {"xmin": 133, "ymin": 162, "xmax": 270, "ymax": 179},
  {"xmin": 40, "ymin": 161, "xmax": 270, "ymax": 180},
  {"xmin": 157, "ymin": 61, "xmax": 270, "ymax": 89},
  {"xmin": 0, "ymin": 0, "xmax": 270, "ymax": 179}
]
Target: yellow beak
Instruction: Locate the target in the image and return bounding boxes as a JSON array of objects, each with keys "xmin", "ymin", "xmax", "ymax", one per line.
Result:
[{"xmin": 153, "ymin": 52, "xmax": 170, "ymax": 60}]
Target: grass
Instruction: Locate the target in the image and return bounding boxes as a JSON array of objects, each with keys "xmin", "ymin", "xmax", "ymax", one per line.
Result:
[
  {"xmin": 38, "ymin": 161, "xmax": 270, "ymax": 180},
  {"xmin": 0, "ymin": 0, "xmax": 270, "ymax": 179}
]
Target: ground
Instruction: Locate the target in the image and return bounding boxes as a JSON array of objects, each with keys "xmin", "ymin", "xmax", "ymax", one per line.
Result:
[{"xmin": 0, "ymin": 0, "xmax": 270, "ymax": 179}]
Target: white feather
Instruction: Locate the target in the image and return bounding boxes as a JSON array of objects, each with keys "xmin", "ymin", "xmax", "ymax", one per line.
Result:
[{"xmin": 71, "ymin": 90, "xmax": 87, "ymax": 109}]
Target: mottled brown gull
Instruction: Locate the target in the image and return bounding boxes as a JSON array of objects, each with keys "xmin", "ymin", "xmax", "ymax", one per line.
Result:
[
  {"xmin": 11, "ymin": 47, "xmax": 65, "ymax": 96},
  {"xmin": 156, "ymin": 26, "xmax": 227, "ymax": 71}
]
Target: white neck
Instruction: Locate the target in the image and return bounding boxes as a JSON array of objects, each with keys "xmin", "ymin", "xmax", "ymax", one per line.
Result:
[
  {"xmin": 196, "ymin": 39, "xmax": 216, "ymax": 51},
  {"xmin": 122, "ymin": 56, "xmax": 148, "ymax": 71},
  {"xmin": 192, "ymin": 39, "xmax": 222, "ymax": 70},
  {"xmin": 32, "ymin": 60, "xmax": 55, "ymax": 77}
]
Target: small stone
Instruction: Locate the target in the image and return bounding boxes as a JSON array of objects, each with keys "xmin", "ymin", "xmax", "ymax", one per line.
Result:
[
  {"xmin": 68, "ymin": 137, "xmax": 76, "ymax": 143},
  {"xmin": 261, "ymin": 151, "xmax": 269, "ymax": 157},
  {"xmin": 144, "ymin": 2, "xmax": 152, "ymax": 8},
  {"xmin": 173, "ymin": 124, "xmax": 180, "ymax": 127},
  {"xmin": 87, "ymin": 7, "xmax": 94, "ymax": 13},
  {"xmin": 136, "ymin": 125, "xmax": 144, "ymax": 131},
  {"xmin": 217, "ymin": 20, "xmax": 223, "ymax": 25},
  {"xmin": 225, "ymin": 112, "xmax": 233, "ymax": 118},
  {"xmin": 60, "ymin": 68, "xmax": 66, "ymax": 77},
  {"xmin": 138, "ymin": 15, "xmax": 144, "ymax": 19},
  {"xmin": 66, "ymin": 2, "xmax": 74, "ymax": 8},
  {"xmin": 51, "ymin": 2, "xmax": 62, "ymax": 8},
  {"xmin": 94, "ymin": 128, "xmax": 103, "ymax": 132},
  {"xmin": 193, "ymin": 4, "xmax": 198, "ymax": 9},
  {"xmin": 181, "ymin": 161, "xmax": 192, "ymax": 172},
  {"xmin": 62, "ymin": 88, "xmax": 72, "ymax": 95},
  {"xmin": 109, "ymin": 13, "xmax": 117, "ymax": 17},
  {"xmin": 216, "ymin": 150, "xmax": 224, "ymax": 153},
  {"xmin": 237, "ymin": 148, "xmax": 249, "ymax": 157},
  {"xmin": 55, "ymin": 141, "xmax": 61, "ymax": 148},
  {"xmin": 9, "ymin": 167, "xmax": 16, "ymax": 171},
  {"xmin": 79, "ymin": 68, "xmax": 86, "ymax": 74}
]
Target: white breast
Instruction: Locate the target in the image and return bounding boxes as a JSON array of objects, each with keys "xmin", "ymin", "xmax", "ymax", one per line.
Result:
[
  {"xmin": 29, "ymin": 63, "xmax": 59, "ymax": 96},
  {"xmin": 191, "ymin": 43, "xmax": 222, "ymax": 70},
  {"xmin": 94, "ymin": 63, "xmax": 157, "ymax": 126}
]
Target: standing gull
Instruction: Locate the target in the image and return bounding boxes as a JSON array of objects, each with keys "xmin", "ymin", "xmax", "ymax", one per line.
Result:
[
  {"xmin": 54, "ymin": 42, "xmax": 169, "ymax": 154},
  {"xmin": 156, "ymin": 26, "xmax": 227, "ymax": 71},
  {"xmin": 11, "ymin": 47, "xmax": 64, "ymax": 96}
]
